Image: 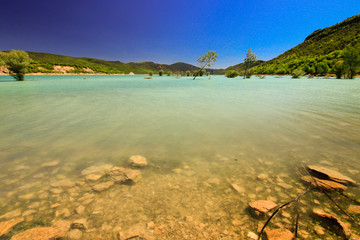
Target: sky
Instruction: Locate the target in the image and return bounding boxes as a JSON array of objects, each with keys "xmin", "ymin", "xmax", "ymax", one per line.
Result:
[{"xmin": 0, "ymin": 0, "xmax": 359, "ymax": 68}]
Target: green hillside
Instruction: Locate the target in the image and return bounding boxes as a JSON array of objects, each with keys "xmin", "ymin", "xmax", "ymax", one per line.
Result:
[
  {"xmin": 21, "ymin": 52, "xmax": 198, "ymax": 74},
  {"xmin": 253, "ymin": 14, "xmax": 360, "ymax": 75}
]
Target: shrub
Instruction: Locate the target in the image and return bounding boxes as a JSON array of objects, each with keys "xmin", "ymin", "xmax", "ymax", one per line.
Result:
[
  {"xmin": 186, "ymin": 71, "xmax": 191, "ymax": 76},
  {"xmin": 245, "ymin": 69, "xmax": 254, "ymax": 78},
  {"xmin": 332, "ymin": 60, "xmax": 345, "ymax": 79},
  {"xmin": 225, "ymin": 70, "xmax": 238, "ymax": 78},
  {"xmin": 167, "ymin": 71, "xmax": 172, "ymax": 76},
  {"xmin": 0, "ymin": 50, "xmax": 32, "ymax": 81},
  {"xmin": 159, "ymin": 70, "xmax": 164, "ymax": 76},
  {"xmin": 292, "ymin": 68, "xmax": 305, "ymax": 78}
]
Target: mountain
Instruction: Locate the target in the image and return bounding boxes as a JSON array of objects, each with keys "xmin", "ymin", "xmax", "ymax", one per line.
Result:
[
  {"xmin": 253, "ymin": 14, "xmax": 360, "ymax": 74},
  {"xmin": 23, "ymin": 52, "xmax": 199, "ymax": 74}
]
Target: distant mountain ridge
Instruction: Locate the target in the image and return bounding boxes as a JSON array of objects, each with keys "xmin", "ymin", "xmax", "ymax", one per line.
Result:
[{"xmin": 23, "ymin": 51, "xmax": 199, "ymax": 74}]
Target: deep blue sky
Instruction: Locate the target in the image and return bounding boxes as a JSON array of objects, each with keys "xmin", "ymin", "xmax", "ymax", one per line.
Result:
[{"xmin": 0, "ymin": 0, "xmax": 358, "ymax": 68}]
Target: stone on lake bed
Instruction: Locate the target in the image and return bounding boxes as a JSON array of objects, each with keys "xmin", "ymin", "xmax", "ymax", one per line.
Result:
[
  {"xmin": 348, "ymin": 205, "xmax": 360, "ymax": 215},
  {"xmin": 301, "ymin": 175, "xmax": 347, "ymax": 191},
  {"xmin": 129, "ymin": 155, "xmax": 148, "ymax": 167},
  {"xmin": 67, "ymin": 229, "xmax": 83, "ymax": 240},
  {"xmin": 0, "ymin": 209, "xmax": 22, "ymax": 220},
  {"xmin": 85, "ymin": 173, "xmax": 102, "ymax": 181},
  {"xmin": 249, "ymin": 200, "xmax": 277, "ymax": 217},
  {"xmin": 231, "ymin": 183, "xmax": 245, "ymax": 194},
  {"xmin": 41, "ymin": 160, "xmax": 59, "ymax": 167},
  {"xmin": 10, "ymin": 227, "xmax": 66, "ymax": 240},
  {"xmin": 109, "ymin": 167, "xmax": 141, "ymax": 183},
  {"xmin": 71, "ymin": 219, "xmax": 88, "ymax": 230},
  {"xmin": 50, "ymin": 179, "xmax": 76, "ymax": 188},
  {"xmin": 81, "ymin": 164, "xmax": 113, "ymax": 176},
  {"xmin": 246, "ymin": 231, "xmax": 258, "ymax": 240},
  {"xmin": 0, "ymin": 217, "xmax": 24, "ymax": 237},
  {"xmin": 92, "ymin": 181, "xmax": 115, "ymax": 192},
  {"xmin": 307, "ymin": 165, "xmax": 357, "ymax": 185},
  {"xmin": 277, "ymin": 182, "xmax": 293, "ymax": 189},
  {"xmin": 264, "ymin": 228, "xmax": 294, "ymax": 240},
  {"xmin": 118, "ymin": 224, "xmax": 154, "ymax": 240},
  {"xmin": 313, "ymin": 208, "xmax": 351, "ymax": 238},
  {"xmin": 75, "ymin": 205, "xmax": 85, "ymax": 215},
  {"xmin": 257, "ymin": 173, "xmax": 268, "ymax": 180}
]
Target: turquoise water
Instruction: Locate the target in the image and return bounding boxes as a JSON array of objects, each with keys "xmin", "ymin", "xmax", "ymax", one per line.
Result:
[{"xmin": 0, "ymin": 75, "xmax": 359, "ymax": 238}]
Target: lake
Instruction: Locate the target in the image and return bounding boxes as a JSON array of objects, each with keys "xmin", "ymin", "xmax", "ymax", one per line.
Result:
[{"xmin": 0, "ymin": 75, "xmax": 359, "ymax": 239}]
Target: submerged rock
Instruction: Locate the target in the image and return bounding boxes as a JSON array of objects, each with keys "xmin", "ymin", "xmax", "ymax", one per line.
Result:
[
  {"xmin": 75, "ymin": 205, "xmax": 85, "ymax": 215},
  {"xmin": 41, "ymin": 160, "xmax": 59, "ymax": 167},
  {"xmin": 71, "ymin": 219, "xmax": 88, "ymax": 230},
  {"xmin": 92, "ymin": 181, "xmax": 114, "ymax": 192},
  {"xmin": 85, "ymin": 173, "xmax": 102, "ymax": 181},
  {"xmin": 81, "ymin": 164, "xmax": 113, "ymax": 176},
  {"xmin": 264, "ymin": 228, "xmax": 293, "ymax": 240},
  {"xmin": 0, "ymin": 209, "xmax": 22, "ymax": 220},
  {"xmin": 129, "ymin": 155, "xmax": 148, "ymax": 167},
  {"xmin": 313, "ymin": 208, "xmax": 351, "ymax": 238},
  {"xmin": 257, "ymin": 173, "xmax": 268, "ymax": 180},
  {"xmin": 67, "ymin": 229, "xmax": 83, "ymax": 240},
  {"xmin": 246, "ymin": 231, "xmax": 258, "ymax": 240},
  {"xmin": 307, "ymin": 165, "xmax": 357, "ymax": 185},
  {"xmin": 249, "ymin": 200, "xmax": 277, "ymax": 217},
  {"xmin": 51, "ymin": 179, "xmax": 76, "ymax": 188},
  {"xmin": 118, "ymin": 224, "xmax": 154, "ymax": 240},
  {"xmin": 0, "ymin": 217, "xmax": 24, "ymax": 237},
  {"xmin": 231, "ymin": 183, "xmax": 245, "ymax": 194},
  {"xmin": 109, "ymin": 167, "xmax": 141, "ymax": 183},
  {"xmin": 301, "ymin": 175, "xmax": 347, "ymax": 191},
  {"xmin": 10, "ymin": 227, "xmax": 65, "ymax": 240},
  {"xmin": 348, "ymin": 205, "xmax": 360, "ymax": 215}
]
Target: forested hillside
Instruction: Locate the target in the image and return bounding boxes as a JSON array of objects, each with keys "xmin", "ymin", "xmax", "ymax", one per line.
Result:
[{"xmin": 253, "ymin": 14, "xmax": 360, "ymax": 75}]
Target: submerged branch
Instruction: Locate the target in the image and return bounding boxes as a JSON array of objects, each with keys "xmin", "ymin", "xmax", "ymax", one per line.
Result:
[{"xmin": 257, "ymin": 187, "xmax": 310, "ymax": 240}]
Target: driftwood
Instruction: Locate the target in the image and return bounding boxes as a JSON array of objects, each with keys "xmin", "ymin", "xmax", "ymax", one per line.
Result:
[{"xmin": 257, "ymin": 166, "xmax": 359, "ymax": 240}]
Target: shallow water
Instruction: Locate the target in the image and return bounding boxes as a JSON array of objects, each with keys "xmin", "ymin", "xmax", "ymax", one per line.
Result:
[{"xmin": 0, "ymin": 75, "xmax": 359, "ymax": 239}]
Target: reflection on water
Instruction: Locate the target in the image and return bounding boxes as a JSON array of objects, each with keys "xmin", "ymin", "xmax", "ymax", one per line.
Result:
[{"xmin": 0, "ymin": 75, "xmax": 359, "ymax": 239}]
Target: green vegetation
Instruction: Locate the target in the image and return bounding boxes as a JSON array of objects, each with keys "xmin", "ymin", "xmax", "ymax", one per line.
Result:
[
  {"xmin": 0, "ymin": 50, "xmax": 32, "ymax": 81},
  {"xmin": 292, "ymin": 68, "xmax": 305, "ymax": 78},
  {"xmin": 225, "ymin": 70, "xmax": 238, "ymax": 78},
  {"xmin": 343, "ymin": 45, "xmax": 360, "ymax": 79},
  {"xmin": 186, "ymin": 70, "xmax": 191, "ymax": 76},
  {"xmin": 193, "ymin": 50, "xmax": 218, "ymax": 80},
  {"xmin": 252, "ymin": 14, "xmax": 360, "ymax": 78},
  {"xmin": 244, "ymin": 49, "xmax": 257, "ymax": 79},
  {"xmin": 159, "ymin": 70, "xmax": 164, "ymax": 76},
  {"xmin": 332, "ymin": 60, "xmax": 345, "ymax": 79},
  {"xmin": 167, "ymin": 71, "xmax": 173, "ymax": 76},
  {"xmin": 193, "ymin": 69, "xmax": 206, "ymax": 77}
]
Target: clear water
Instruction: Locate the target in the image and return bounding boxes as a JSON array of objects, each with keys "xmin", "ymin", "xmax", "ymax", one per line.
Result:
[{"xmin": 0, "ymin": 75, "xmax": 359, "ymax": 239}]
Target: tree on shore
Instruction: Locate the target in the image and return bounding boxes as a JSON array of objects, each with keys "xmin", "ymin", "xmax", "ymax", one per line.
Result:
[
  {"xmin": 244, "ymin": 48, "xmax": 257, "ymax": 79},
  {"xmin": 193, "ymin": 50, "xmax": 218, "ymax": 80},
  {"xmin": 332, "ymin": 60, "xmax": 345, "ymax": 79},
  {"xmin": 0, "ymin": 50, "xmax": 32, "ymax": 81},
  {"xmin": 159, "ymin": 70, "xmax": 164, "ymax": 76},
  {"xmin": 186, "ymin": 70, "xmax": 191, "ymax": 76},
  {"xmin": 343, "ymin": 45, "xmax": 360, "ymax": 79}
]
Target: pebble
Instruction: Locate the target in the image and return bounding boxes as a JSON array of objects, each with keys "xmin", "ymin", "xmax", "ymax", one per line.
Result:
[{"xmin": 67, "ymin": 229, "xmax": 83, "ymax": 240}]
